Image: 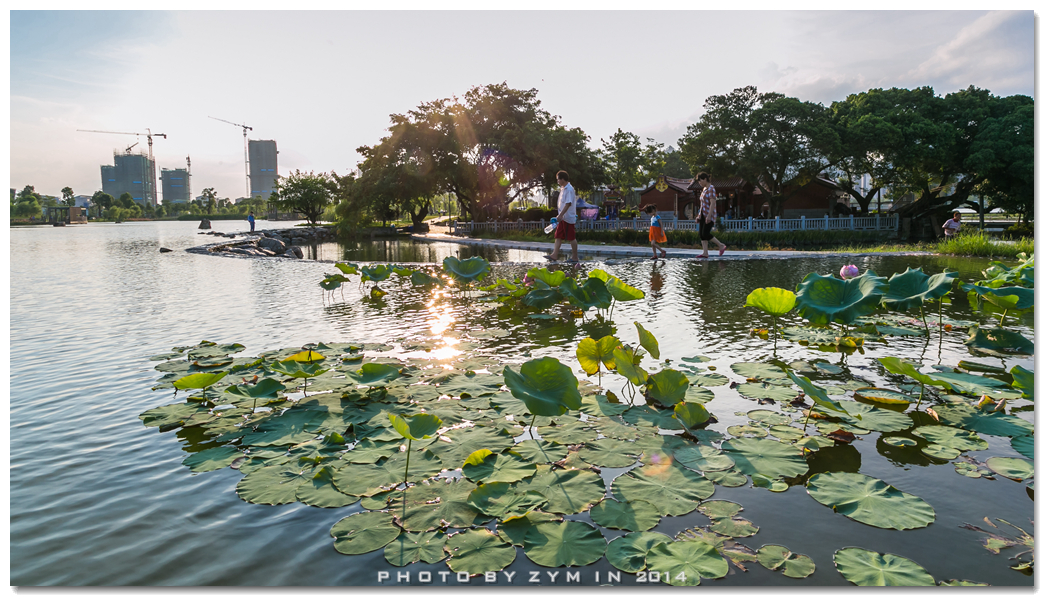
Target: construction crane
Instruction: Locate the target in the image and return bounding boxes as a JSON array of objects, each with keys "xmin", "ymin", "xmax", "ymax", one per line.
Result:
[
  {"xmin": 125, "ymin": 141, "xmax": 139, "ymax": 153},
  {"xmin": 209, "ymin": 116, "xmax": 252, "ymax": 199}
]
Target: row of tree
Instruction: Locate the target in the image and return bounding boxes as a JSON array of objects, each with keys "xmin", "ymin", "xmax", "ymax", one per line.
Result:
[
  {"xmin": 11, "ymin": 184, "xmax": 273, "ymax": 221},
  {"xmin": 330, "ymin": 82, "xmax": 1031, "ymax": 229}
]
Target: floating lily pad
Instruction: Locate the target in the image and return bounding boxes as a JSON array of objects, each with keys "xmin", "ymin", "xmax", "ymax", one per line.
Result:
[
  {"xmin": 1011, "ymin": 436, "xmax": 1033, "ymax": 460},
  {"xmin": 183, "ymin": 446, "xmax": 242, "ymax": 473},
  {"xmin": 985, "ymin": 457, "xmax": 1034, "ymax": 482},
  {"xmin": 697, "ymin": 499, "xmax": 743, "ymax": 519},
  {"xmin": 462, "ymin": 450, "xmax": 536, "ymax": 483},
  {"xmin": 673, "ymin": 401, "xmax": 712, "ymax": 430},
  {"xmin": 751, "ymin": 474, "xmax": 789, "ymax": 492},
  {"xmin": 579, "ymin": 438, "xmax": 642, "ymax": 468},
  {"xmin": 512, "ymin": 439, "xmax": 568, "ymax": 464},
  {"xmin": 605, "ymin": 531, "xmax": 674, "ymax": 573},
  {"xmin": 427, "ymin": 427, "xmax": 515, "ymax": 466},
  {"xmin": 793, "ymin": 435, "xmax": 835, "ymax": 453},
  {"xmin": 757, "ymin": 545, "xmax": 816, "ymax": 578},
  {"xmin": 727, "ymin": 424, "xmax": 768, "ymax": 438},
  {"xmin": 445, "ymin": 528, "xmax": 516, "ymax": 575},
  {"xmin": 496, "ymin": 511, "xmax": 562, "ymax": 546},
  {"xmin": 954, "ymin": 461, "xmax": 994, "ymax": 479},
  {"xmin": 622, "ymin": 405, "xmax": 682, "ymax": 430},
  {"xmin": 467, "ymin": 482, "xmax": 547, "ymax": 519},
  {"xmin": 934, "ymin": 404, "xmax": 1033, "ymax": 438},
  {"xmin": 819, "ymin": 399, "xmax": 913, "ymax": 433},
  {"xmin": 579, "ymin": 394, "xmax": 631, "ymax": 417},
  {"xmin": 383, "ymin": 530, "xmax": 446, "ymax": 567},
  {"xmin": 503, "ymin": 357, "xmax": 582, "ymax": 417},
  {"xmin": 645, "ymin": 540, "xmax": 729, "ymax": 586},
  {"xmin": 646, "ymin": 369, "xmax": 690, "ymax": 407},
  {"xmin": 722, "ymin": 438, "xmax": 808, "ymax": 479},
  {"xmin": 833, "ymin": 547, "xmax": 934, "ymax": 586},
  {"xmin": 674, "ymin": 445, "xmax": 735, "ymax": 473},
  {"xmin": 521, "ymin": 466, "xmax": 605, "ymax": 515},
  {"xmin": 710, "ymin": 516, "xmax": 759, "ymax": 537},
  {"xmin": 590, "ymin": 499, "xmax": 661, "ymax": 532},
  {"xmin": 400, "ymin": 479, "xmax": 483, "ymax": 531},
  {"xmin": 297, "ymin": 466, "xmax": 360, "ymax": 508},
  {"xmin": 236, "ymin": 465, "xmax": 316, "ymax": 505},
  {"xmin": 522, "ymin": 520, "xmax": 606, "ymax": 567},
  {"xmin": 738, "ymin": 382, "xmax": 798, "ymax": 402},
  {"xmin": 747, "ymin": 409, "xmax": 791, "ymax": 426},
  {"xmin": 964, "ymin": 326, "xmax": 1034, "ymax": 357},
  {"xmin": 611, "ymin": 463, "xmax": 714, "ymax": 516},
  {"xmin": 912, "ymin": 425, "xmax": 988, "ymax": 451},
  {"xmin": 704, "ymin": 470, "xmax": 748, "ymax": 487},
  {"xmin": 806, "ymin": 472, "xmax": 935, "ymax": 530},
  {"xmin": 882, "ymin": 436, "xmax": 917, "ymax": 448},
  {"xmin": 540, "ymin": 418, "xmax": 598, "ymax": 445},
  {"xmin": 330, "ymin": 511, "xmax": 400, "ymax": 555},
  {"xmin": 689, "ymin": 373, "xmax": 729, "ymax": 387},
  {"xmin": 731, "ymin": 362, "xmax": 787, "ymax": 381},
  {"xmin": 921, "ymin": 444, "xmax": 960, "ymax": 460},
  {"xmin": 769, "ymin": 425, "xmax": 805, "ymax": 441},
  {"xmin": 332, "ymin": 451, "xmax": 443, "ymax": 497}
]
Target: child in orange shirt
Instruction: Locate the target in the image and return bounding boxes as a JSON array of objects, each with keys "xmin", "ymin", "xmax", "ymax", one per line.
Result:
[{"xmin": 645, "ymin": 205, "xmax": 667, "ymax": 259}]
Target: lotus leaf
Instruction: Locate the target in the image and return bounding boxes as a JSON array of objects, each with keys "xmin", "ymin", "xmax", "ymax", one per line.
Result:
[
  {"xmin": 611, "ymin": 463, "xmax": 714, "ymax": 516},
  {"xmin": 512, "ymin": 439, "xmax": 568, "ymax": 464},
  {"xmin": 646, "ymin": 369, "xmax": 689, "ymax": 407},
  {"xmin": 540, "ymin": 418, "xmax": 598, "ymax": 445},
  {"xmin": 962, "ymin": 282, "xmax": 1034, "ymax": 309},
  {"xmin": 560, "ymin": 276, "xmax": 612, "ymax": 310},
  {"xmin": 359, "ymin": 264, "xmax": 393, "ymax": 283},
  {"xmin": 522, "ymin": 520, "xmax": 606, "ymax": 567},
  {"xmin": 769, "ymin": 425, "xmax": 805, "ymax": 441},
  {"xmin": 589, "ymin": 498, "xmax": 661, "ymax": 531},
  {"xmin": 710, "ymin": 516, "xmax": 759, "ymax": 537},
  {"xmin": 875, "ymin": 324, "xmax": 926, "ymax": 336},
  {"xmin": 786, "ymin": 371, "xmax": 847, "ymax": 415},
  {"xmin": 389, "ymin": 412, "xmax": 442, "ymax": 441},
  {"xmin": 689, "ymin": 373, "xmax": 728, "ymax": 387},
  {"xmin": 881, "ymin": 268, "xmax": 957, "ymax": 311},
  {"xmin": 985, "ymin": 457, "xmax": 1034, "ymax": 481},
  {"xmin": 921, "ymin": 444, "xmax": 960, "ymax": 460},
  {"xmin": 964, "ymin": 326, "xmax": 1034, "ymax": 357},
  {"xmin": 882, "ymin": 436, "xmax": 917, "ymax": 447},
  {"xmin": 332, "ymin": 451, "xmax": 443, "ymax": 497},
  {"xmin": 236, "ymin": 465, "xmax": 317, "ymax": 505},
  {"xmin": 587, "ymin": 268, "xmax": 645, "ymax": 301},
  {"xmin": 1011, "ymin": 436, "xmax": 1033, "ymax": 459},
  {"xmin": 958, "ymin": 360, "xmax": 1006, "ymax": 373},
  {"xmin": 462, "ymin": 450, "xmax": 536, "ymax": 483},
  {"xmin": 695, "ymin": 500, "xmax": 742, "ymax": 519},
  {"xmin": 934, "ymin": 404, "xmax": 1033, "ymax": 438},
  {"xmin": 183, "ymin": 446, "xmax": 242, "ymax": 473},
  {"xmin": 912, "ymin": 425, "xmax": 988, "ymax": 451},
  {"xmin": 876, "ymin": 357, "xmax": 949, "ymax": 389},
  {"xmin": 605, "ymin": 531, "xmax": 674, "ymax": 573},
  {"xmin": 589, "ymin": 415, "xmax": 641, "ymax": 440},
  {"xmin": 330, "ymin": 511, "xmax": 400, "ymax": 555},
  {"xmin": 954, "ymin": 461, "xmax": 993, "ymax": 478},
  {"xmin": 928, "ymin": 372, "xmax": 1017, "ymax": 396},
  {"xmin": 820, "ymin": 399, "xmax": 913, "ymax": 433},
  {"xmin": 853, "ymin": 388, "xmax": 914, "ymax": 405},
  {"xmin": 285, "ymin": 349, "xmax": 325, "ymax": 363},
  {"xmin": 139, "ymin": 402, "xmax": 209, "ymax": 429},
  {"xmin": 833, "ymin": 547, "xmax": 935, "ymax": 586},
  {"xmin": 496, "ymin": 511, "xmax": 562, "ymax": 546},
  {"xmin": 674, "ymin": 446, "xmax": 735, "ymax": 473},
  {"xmin": 223, "ymin": 378, "xmax": 287, "ymax": 404},
  {"xmin": 445, "ymin": 528, "xmax": 516, "ymax": 575},
  {"xmin": 622, "ymin": 404, "xmax": 682, "ymax": 430},
  {"xmin": 746, "ymin": 409, "xmax": 791, "ymax": 426},
  {"xmin": 673, "ymin": 401, "xmax": 711, "ymax": 430},
  {"xmin": 645, "ymin": 540, "xmax": 729, "ymax": 586},
  {"xmin": 503, "ymin": 357, "xmax": 581, "ymax": 417},
  {"xmin": 410, "ymin": 270, "xmax": 442, "ymax": 287},
  {"xmin": 343, "ymin": 440, "xmax": 400, "ymax": 464},
  {"xmin": 172, "ymin": 371, "xmax": 228, "ymax": 391},
  {"xmin": 521, "ymin": 287, "xmax": 565, "ymax": 309},
  {"xmin": 296, "ymin": 466, "xmax": 359, "ymax": 508},
  {"xmin": 467, "ymin": 482, "xmax": 547, "ymax": 519},
  {"xmin": 399, "ymin": 479, "xmax": 482, "ymax": 531},
  {"xmin": 427, "ymin": 428, "xmax": 515, "ymax": 466},
  {"xmin": 352, "ymin": 363, "xmax": 401, "ymax": 385},
  {"xmin": 334, "ymin": 262, "xmax": 359, "ymax": 275},
  {"xmin": 731, "ymin": 362, "xmax": 787, "ymax": 380},
  {"xmin": 521, "ymin": 467, "xmax": 604, "ymax": 514},
  {"xmin": 1010, "ymin": 365, "xmax": 1033, "ymax": 399},
  {"xmin": 795, "ymin": 270, "xmax": 888, "ymax": 325},
  {"xmin": 806, "ymin": 472, "xmax": 935, "ymax": 530},
  {"xmin": 634, "ymin": 322, "xmax": 660, "ymax": 359},
  {"xmin": 938, "ymin": 580, "xmax": 990, "ymax": 586},
  {"xmin": 704, "ymin": 470, "xmax": 748, "ymax": 487},
  {"xmin": 781, "ymin": 325, "xmax": 851, "ymax": 345},
  {"xmin": 526, "ymin": 266, "xmax": 568, "ymax": 287},
  {"xmin": 383, "ymin": 530, "xmax": 446, "ymax": 567},
  {"xmin": 578, "ymin": 438, "xmax": 641, "ymax": 468},
  {"xmin": 745, "ymin": 287, "xmax": 797, "ymax": 316},
  {"xmin": 575, "ymin": 335, "xmax": 620, "ymax": 376},
  {"xmin": 751, "ymin": 474, "xmax": 789, "ymax": 492},
  {"xmin": 441, "ymin": 256, "xmax": 491, "ymax": 284},
  {"xmin": 721, "ymin": 438, "xmax": 808, "ymax": 479},
  {"xmin": 757, "ymin": 545, "xmax": 815, "ymax": 578},
  {"xmin": 579, "ymin": 393, "xmax": 630, "ymax": 417},
  {"xmin": 613, "ymin": 347, "xmax": 649, "ymax": 386},
  {"xmin": 728, "ymin": 424, "xmax": 768, "ymax": 438}
]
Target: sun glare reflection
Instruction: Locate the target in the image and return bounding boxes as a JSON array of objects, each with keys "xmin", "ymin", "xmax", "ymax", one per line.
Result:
[{"xmin": 425, "ymin": 288, "xmax": 461, "ymax": 361}]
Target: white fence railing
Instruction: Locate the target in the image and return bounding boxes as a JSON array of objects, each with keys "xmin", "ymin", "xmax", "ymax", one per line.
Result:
[{"xmin": 451, "ymin": 214, "xmax": 899, "ymax": 236}]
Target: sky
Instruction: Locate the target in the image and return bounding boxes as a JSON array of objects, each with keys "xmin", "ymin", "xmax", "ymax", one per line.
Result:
[{"xmin": 6, "ymin": 9, "xmax": 1037, "ymax": 202}]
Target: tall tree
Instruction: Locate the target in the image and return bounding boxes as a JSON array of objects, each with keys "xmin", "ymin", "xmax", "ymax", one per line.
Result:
[
  {"xmin": 678, "ymin": 86, "xmax": 835, "ymax": 217},
  {"xmin": 597, "ymin": 129, "xmax": 645, "ymax": 199},
  {"xmin": 200, "ymin": 188, "xmax": 217, "ymax": 215},
  {"xmin": 274, "ymin": 171, "xmax": 334, "ymax": 227},
  {"xmin": 61, "ymin": 187, "xmax": 75, "ymax": 206}
]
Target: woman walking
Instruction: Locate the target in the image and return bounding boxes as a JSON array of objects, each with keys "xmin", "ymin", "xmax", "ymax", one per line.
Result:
[{"xmin": 695, "ymin": 172, "xmax": 726, "ymax": 258}]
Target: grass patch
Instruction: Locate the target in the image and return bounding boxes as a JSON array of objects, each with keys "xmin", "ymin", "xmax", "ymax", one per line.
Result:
[{"xmin": 935, "ymin": 231, "xmax": 1034, "ymax": 258}]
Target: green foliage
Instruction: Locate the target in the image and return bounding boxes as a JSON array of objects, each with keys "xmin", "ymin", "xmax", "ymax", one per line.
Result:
[
  {"xmin": 502, "ymin": 357, "xmax": 582, "ymax": 417},
  {"xmin": 806, "ymin": 472, "xmax": 935, "ymax": 530},
  {"xmin": 745, "ymin": 287, "xmax": 797, "ymax": 317},
  {"xmin": 389, "ymin": 413, "xmax": 443, "ymax": 441},
  {"xmin": 795, "ymin": 270, "xmax": 888, "ymax": 325},
  {"xmin": 833, "ymin": 547, "xmax": 935, "ymax": 586},
  {"xmin": 881, "ymin": 268, "xmax": 958, "ymax": 311},
  {"xmin": 443, "ymin": 256, "xmax": 491, "ymax": 285},
  {"xmin": 273, "ymin": 170, "xmax": 335, "ymax": 227},
  {"xmin": 575, "ymin": 335, "xmax": 619, "ymax": 376}
]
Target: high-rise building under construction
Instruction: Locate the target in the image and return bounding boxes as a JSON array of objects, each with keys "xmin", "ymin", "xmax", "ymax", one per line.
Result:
[
  {"xmin": 160, "ymin": 166, "xmax": 191, "ymax": 203},
  {"xmin": 248, "ymin": 140, "xmax": 278, "ymax": 200},
  {"xmin": 101, "ymin": 151, "xmax": 157, "ymax": 206}
]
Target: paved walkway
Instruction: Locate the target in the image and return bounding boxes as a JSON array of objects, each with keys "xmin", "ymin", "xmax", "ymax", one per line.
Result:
[{"xmin": 411, "ymin": 232, "xmax": 931, "ymax": 262}]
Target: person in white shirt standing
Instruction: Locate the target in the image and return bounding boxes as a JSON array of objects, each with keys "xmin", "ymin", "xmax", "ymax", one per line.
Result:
[{"xmin": 545, "ymin": 170, "xmax": 579, "ymax": 262}]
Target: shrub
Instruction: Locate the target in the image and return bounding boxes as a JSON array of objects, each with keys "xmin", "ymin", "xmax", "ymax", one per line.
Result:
[{"xmin": 1004, "ymin": 223, "xmax": 1034, "ymax": 239}]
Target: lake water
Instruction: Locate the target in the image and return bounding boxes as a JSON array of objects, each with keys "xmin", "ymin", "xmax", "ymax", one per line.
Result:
[{"xmin": 9, "ymin": 220, "xmax": 1034, "ymax": 586}]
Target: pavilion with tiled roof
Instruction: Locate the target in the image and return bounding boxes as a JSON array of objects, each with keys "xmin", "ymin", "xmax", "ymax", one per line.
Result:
[{"xmin": 639, "ymin": 173, "xmax": 843, "ymax": 219}]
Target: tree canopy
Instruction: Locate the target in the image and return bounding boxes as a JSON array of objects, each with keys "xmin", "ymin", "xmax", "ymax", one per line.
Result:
[{"xmin": 273, "ymin": 171, "xmax": 335, "ymax": 227}]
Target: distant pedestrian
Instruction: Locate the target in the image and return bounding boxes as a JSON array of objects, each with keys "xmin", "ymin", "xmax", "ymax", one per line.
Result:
[
  {"xmin": 695, "ymin": 172, "xmax": 727, "ymax": 258},
  {"xmin": 248, "ymin": 211, "xmax": 256, "ymax": 232},
  {"xmin": 942, "ymin": 211, "xmax": 961, "ymax": 237},
  {"xmin": 545, "ymin": 170, "xmax": 579, "ymax": 263},
  {"xmin": 645, "ymin": 205, "xmax": 667, "ymax": 259}
]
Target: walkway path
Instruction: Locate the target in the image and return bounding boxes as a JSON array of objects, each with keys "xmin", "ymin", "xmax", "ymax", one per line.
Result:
[{"xmin": 411, "ymin": 232, "xmax": 932, "ymax": 261}]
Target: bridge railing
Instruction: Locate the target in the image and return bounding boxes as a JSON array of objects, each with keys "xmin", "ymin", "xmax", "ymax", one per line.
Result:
[{"xmin": 451, "ymin": 214, "xmax": 899, "ymax": 235}]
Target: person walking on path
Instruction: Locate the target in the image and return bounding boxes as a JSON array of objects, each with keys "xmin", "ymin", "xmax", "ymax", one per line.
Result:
[
  {"xmin": 942, "ymin": 211, "xmax": 962, "ymax": 237},
  {"xmin": 695, "ymin": 172, "xmax": 726, "ymax": 258},
  {"xmin": 248, "ymin": 211, "xmax": 256, "ymax": 233},
  {"xmin": 644, "ymin": 205, "xmax": 667, "ymax": 259},
  {"xmin": 545, "ymin": 170, "xmax": 579, "ymax": 263}
]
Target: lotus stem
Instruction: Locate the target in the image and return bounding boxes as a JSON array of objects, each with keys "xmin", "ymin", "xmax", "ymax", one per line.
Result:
[
  {"xmin": 999, "ymin": 309, "xmax": 1008, "ymax": 328},
  {"xmin": 919, "ymin": 307, "xmax": 929, "ymax": 332},
  {"xmin": 401, "ymin": 439, "xmax": 412, "ymax": 523},
  {"xmin": 802, "ymin": 401, "xmax": 815, "ymax": 432},
  {"xmin": 938, "ymin": 299, "xmax": 944, "ymax": 337}
]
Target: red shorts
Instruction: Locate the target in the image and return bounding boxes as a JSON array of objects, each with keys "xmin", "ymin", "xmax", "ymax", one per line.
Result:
[
  {"xmin": 554, "ymin": 221, "xmax": 576, "ymax": 241},
  {"xmin": 649, "ymin": 226, "xmax": 667, "ymax": 244}
]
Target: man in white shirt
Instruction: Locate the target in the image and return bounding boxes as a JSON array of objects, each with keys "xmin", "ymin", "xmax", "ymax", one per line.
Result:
[{"xmin": 545, "ymin": 170, "xmax": 579, "ymax": 262}]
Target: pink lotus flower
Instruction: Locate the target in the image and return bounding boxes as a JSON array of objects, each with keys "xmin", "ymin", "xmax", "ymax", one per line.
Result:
[
  {"xmin": 522, "ymin": 275, "xmax": 534, "ymax": 287},
  {"xmin": 840, "ymin": 265, "xmax": 859, "ymax": 280}
]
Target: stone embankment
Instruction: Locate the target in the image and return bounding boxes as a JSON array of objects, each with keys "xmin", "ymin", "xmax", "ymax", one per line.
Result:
[{"xmin": 185, "ymin": 226, "xmax": 336, "ymax": 259}]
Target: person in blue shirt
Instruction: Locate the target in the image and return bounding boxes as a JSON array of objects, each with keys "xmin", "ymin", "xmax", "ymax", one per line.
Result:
[
  {"xmin": 645, "ymin": 205, "xmax": 667, "ymax": 259},
  {"xmin": 248, "ymin": 211, "xmax": 256, "ymax": 232}
]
